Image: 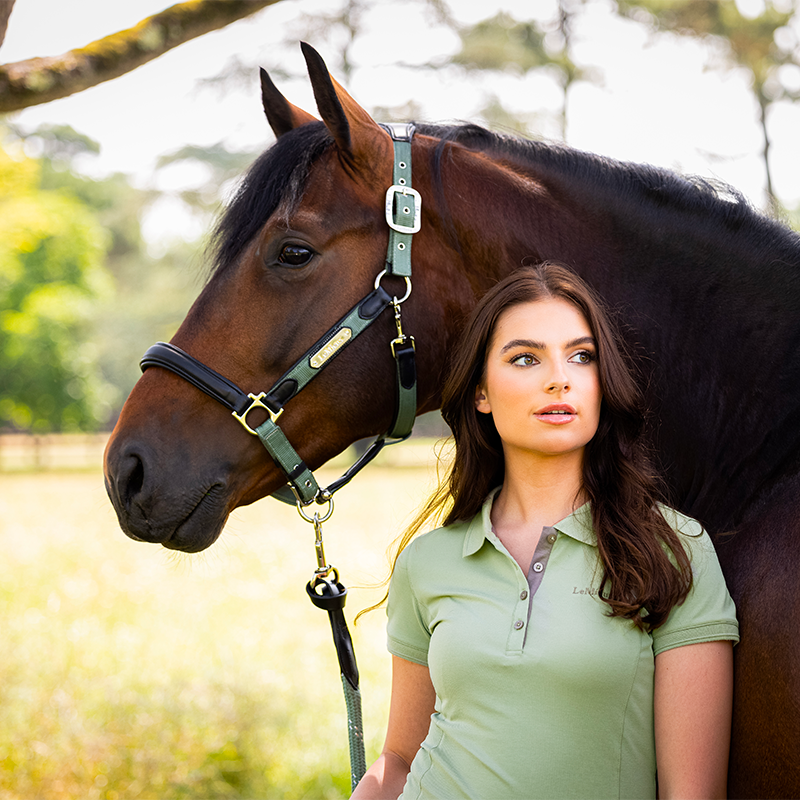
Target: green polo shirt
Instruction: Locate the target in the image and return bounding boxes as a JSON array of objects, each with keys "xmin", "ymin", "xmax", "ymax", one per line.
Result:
[{"xmin": 387, "ymin": 491, "xmax": 739, "ymax": 800}]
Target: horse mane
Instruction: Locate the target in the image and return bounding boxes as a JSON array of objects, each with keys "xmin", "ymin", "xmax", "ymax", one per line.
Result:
[
  {"xmin": 415, "ymin": 122, "xmax": 800, "ymax": 257},
  {"xmin": 209, "ymin": 121, "xmax": 333, "ymax": 276}
]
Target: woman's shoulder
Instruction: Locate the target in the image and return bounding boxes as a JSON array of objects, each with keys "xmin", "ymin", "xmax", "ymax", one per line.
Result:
[
  {"xmin": 656, "ymin": 503, "xmax": 705, "ymax": 538},
  {"xmin": 654, "ymin": 503, "xmax": 724, "ymax": 579},
  {"xmin": 396, "ymin": 513, "xmax": 478, "ymax": 569},
  {"xmin": 651, "ymin": 505, "xmax": 739, "ymax": 648}
]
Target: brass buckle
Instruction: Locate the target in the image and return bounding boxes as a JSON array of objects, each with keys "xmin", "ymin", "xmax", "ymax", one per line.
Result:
[{"xmin": 232, "ymin": 392, "xmax": 282, "ymax": 435}]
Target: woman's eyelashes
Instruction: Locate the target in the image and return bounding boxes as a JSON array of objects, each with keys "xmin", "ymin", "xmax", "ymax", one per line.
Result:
[
  {"xmin": 508, "ymin": 349, "xmax": 596, "ymax": 367},
  {"xmin": 569, "ymin": 349, "xmax": 596, "ymax": 365},
  {"xmin": 509, "ymin": 352, "xmax": 538, "ymax": 367}
]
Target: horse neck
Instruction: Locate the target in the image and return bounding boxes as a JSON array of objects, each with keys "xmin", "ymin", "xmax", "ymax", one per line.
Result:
[
  {"xmin": 421, "ymin": 139, "xmax": 610, "ymax": 287},
  {"xmin": 426, "ymin": 137, "xmax": 800, "ymax": 532}
]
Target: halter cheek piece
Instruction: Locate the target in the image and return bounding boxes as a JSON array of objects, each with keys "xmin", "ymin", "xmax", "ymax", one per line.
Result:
[{"xmin": 139, "ymin": 124, "xmax": 420, "ymax": 508}]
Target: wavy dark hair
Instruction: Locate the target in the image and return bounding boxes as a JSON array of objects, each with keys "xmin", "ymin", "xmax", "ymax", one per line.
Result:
[{"xmin": 392, "ymin": 262, "xmax": 692, "ymax": 630}]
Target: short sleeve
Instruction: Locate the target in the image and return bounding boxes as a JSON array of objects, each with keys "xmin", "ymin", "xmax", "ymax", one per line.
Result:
[
  {"xmin": 652, "ymin": 510, "xmax": 739, "ymax": 656},
  {"xmin": 387, "ymin": 542, "xmax": 431, "ymax": 666}
]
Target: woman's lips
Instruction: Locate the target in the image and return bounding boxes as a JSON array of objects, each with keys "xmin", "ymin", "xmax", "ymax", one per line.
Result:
[{"xmin": 534, "ymin": 403, "xmax": 577, "ymax": 424}]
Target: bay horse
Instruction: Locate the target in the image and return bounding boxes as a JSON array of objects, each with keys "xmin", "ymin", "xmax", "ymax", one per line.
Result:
[{"xmin": 104, "ymin": 43, "xmax": 800, "ymax": 798}]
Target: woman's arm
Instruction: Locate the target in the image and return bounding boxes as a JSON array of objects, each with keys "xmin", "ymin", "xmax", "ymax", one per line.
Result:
[
  {"xmin": 654, "ymin": 640, "xmax": 734, "ymax": 800},
  {"xmin": 351, "ymin": 655, "xmax": 436, "ymax": 799}
]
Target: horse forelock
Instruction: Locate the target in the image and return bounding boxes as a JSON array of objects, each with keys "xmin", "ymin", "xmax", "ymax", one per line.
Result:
[{"xmin": 208, "ymin": 122, "xmax": 334, "ymax": 278}]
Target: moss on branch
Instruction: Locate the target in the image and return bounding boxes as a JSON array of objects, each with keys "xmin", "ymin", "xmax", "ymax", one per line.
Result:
[{"xmin": 0, "ymin": 0, "xmax": 279, "ymax": 113}]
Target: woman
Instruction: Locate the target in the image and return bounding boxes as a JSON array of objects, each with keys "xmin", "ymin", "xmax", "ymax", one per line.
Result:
[{"xmin": 353, "ymin": 263, "xmax": 738, "ymax": 800}]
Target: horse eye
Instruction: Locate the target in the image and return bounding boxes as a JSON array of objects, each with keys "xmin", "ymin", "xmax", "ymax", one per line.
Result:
[{"xmin": 278, "ymin": 244, "xmax": 314, "ymax": 267}]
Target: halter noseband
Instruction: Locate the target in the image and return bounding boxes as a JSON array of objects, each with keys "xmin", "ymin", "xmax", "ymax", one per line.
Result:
[{"xmin": 139, "ymin": 123, "xmax": 420, "ymax": 508}]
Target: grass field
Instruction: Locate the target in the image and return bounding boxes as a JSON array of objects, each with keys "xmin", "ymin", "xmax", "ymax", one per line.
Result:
[{"xmin": 0, "ymin": 454, "xmax": 442, "ymax": 799}]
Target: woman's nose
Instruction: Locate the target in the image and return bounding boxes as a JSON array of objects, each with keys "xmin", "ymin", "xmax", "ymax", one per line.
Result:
[{"xmin": 546, "ymin": 364, "xmax": 570, "ymax": 392}]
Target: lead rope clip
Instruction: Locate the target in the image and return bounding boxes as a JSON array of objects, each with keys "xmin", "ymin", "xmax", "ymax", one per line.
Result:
[{"xmin": 390, "ymin": 296, "xmax": 415, "ymax": 357}]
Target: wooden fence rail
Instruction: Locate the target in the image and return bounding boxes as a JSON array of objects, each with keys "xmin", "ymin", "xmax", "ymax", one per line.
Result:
[
  {"xmin": 0, "ymin": 433, "xmax": 110, "ymax": 472},
  {"xmin": 0, "ymin": 433, "xmax": 443, "ymax": 473}
]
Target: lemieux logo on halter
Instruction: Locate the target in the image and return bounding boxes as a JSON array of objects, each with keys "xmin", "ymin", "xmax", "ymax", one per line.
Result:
[{"xmin": 310, "ymin": 328, "xmax": 352, "ymax": 369}]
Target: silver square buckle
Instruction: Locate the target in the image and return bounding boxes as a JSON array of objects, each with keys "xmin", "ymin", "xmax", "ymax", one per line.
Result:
[{"xmin": 385, "ymin": 185, "xmax": 422, "ymax": 234}]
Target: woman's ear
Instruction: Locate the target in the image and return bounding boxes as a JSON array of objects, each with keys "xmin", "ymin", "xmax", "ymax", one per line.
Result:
[{"xmin": 475, "ymin": 386, "xmax": 491, "ymax": 414}]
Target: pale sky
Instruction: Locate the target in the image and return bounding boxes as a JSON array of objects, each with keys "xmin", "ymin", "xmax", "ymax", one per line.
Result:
[{"xmin": 4, "ymin": 0, "xmax": 799, "ymax": 245}]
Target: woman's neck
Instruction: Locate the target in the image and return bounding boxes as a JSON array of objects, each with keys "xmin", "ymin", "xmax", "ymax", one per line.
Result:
[{"xmin": 495, "ymin": 447, "xmax": 586, "ymax": 528}]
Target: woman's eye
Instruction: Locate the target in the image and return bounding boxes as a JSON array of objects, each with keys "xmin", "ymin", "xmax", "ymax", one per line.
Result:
[
  {"xmin": 278, "ymin": 244, "xmax": 314, "ymax": 267},
  {"xmin": 511, "ymin": 354, "xmax": 536, "ymax": 366},
  {"xmin": 571, "ymin": 350, "xmax": 595, "ymax": 364}
]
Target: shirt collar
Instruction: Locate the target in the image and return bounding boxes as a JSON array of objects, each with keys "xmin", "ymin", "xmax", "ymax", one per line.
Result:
[{"xmin": 462, "ymin": 487, "xmax": 597, "ymax": 557}]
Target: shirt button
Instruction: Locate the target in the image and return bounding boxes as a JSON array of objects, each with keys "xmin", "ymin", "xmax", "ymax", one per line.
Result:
[
  {"xmin": 533, "ymin": 562, "xmax": 544, "ymax": 573},
  {"xmin": 513, "ymin": 620, "xmax": 524, "ymax": 630},
  {"xmin": 547, "ymin": 534, "xmax": 557, "ymax": 544},
  {"xmin": 520, "ymin": 590, "xmax": 528, "ymax": 600}
]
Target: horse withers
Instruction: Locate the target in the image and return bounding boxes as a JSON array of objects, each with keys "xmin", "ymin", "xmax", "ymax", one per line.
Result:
[{"xmin": 104, "ymin": 43, "xmax": 800, "ymax": 798}]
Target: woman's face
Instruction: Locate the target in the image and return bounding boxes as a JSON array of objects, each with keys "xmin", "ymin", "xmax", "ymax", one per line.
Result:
[{"xmin": 476, "ymin": 298, "xmax": 602, "ymax": 462}]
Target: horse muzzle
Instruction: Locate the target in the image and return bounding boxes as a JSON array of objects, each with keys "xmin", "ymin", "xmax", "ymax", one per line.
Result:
[{"xmin": 104, "ymin": 439, "xmax": 230, "ymax": 553}]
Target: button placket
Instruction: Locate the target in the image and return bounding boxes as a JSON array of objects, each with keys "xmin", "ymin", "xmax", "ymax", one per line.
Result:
[{"xmin": 517, "ymin": 526, "xmax": 559, "ymax": 647}]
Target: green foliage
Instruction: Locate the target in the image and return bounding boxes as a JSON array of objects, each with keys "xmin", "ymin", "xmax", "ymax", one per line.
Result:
[
  {"xmin": 156, "ymin": 141, "xmax": 257, "ymax": 218},
  {"xmin": 616, "ymin": 0, "xmax": 798, "ymax": 92},
  {"xmin": 448, "ymin": 3, "xmax": 592, "ymax": 139},
  {"xmin": 0, "ymin": 122, "xmax": 201, "ymax": 432},
  {"xmin": 8, "ymin": 122, "xmax": 102, "ymax": 163},
  {"xmin": 39, "ymin": 163, "xmax": 154, "ymax": 264},
  {"xmin": 453, "ymin": 12, "xmax": 553, "ymax": 74},
  {"xmin": 0, "ymin": 143, "xmax": 114, "ymax": 431}
]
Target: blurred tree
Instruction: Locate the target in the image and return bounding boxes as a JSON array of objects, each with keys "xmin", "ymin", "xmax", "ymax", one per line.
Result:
[
  {"xmin": 614, "ymin": 0, "xmax": 800, "ymax": 210},
  {"xmin": 199, "ymin": 0, "xmax": 452, "ymax": 95},
  {"xmin": 0, "ymin": 140, "xmax": 113, "ymax": 430},
  {"xmin": 0, "ymin": 0, "xmax": 282, "ymax": 112},
  {"xmin": 4, "ymin": 123, "xmax": 200, "ymax": 428},
  {"xmin": 9, "ymin": 123, "xmax": 151, "ymax": 270},
  {"xmin": 293, "ymin": 0, "xmax": 365, "ymax": 84},
  {"xmin": 449, "ymin": 1, "xmax": 595, "ymax": 139},
  {"xmin": 156, "ymin": 141, "xmax": 257, "ymax": 223}
]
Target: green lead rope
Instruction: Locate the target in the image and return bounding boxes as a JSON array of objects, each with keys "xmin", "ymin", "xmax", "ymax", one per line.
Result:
[
  {"xmin": 306, "ymin": 565, "xmax": 367, "ymax": 791},
  {"xmin": 342, "ymin": 675, "xmax": 367, "ymax": 790}
]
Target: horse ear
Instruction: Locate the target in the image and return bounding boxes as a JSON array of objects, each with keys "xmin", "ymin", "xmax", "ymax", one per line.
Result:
[
  {"xmin": 260, "ymin": 67, "xmax": 318, "ymax": 138},
  {"xmin": 300, "ymin": 42, "xmax": 391, "ymax": 169}
]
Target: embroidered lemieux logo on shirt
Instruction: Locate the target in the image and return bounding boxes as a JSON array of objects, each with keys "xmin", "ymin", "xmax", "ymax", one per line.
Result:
[{"xmin": 572, "ymin": 586, "xmax": 600, "ymax": 596}]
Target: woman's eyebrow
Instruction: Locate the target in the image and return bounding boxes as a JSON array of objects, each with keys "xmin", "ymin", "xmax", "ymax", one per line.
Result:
[
  {"xmin": 499, "ymin": 338, "xmax": 544, "ymax": 354},
  {"xmin": 565, "ymin": 336, "xmax": 596, "ymax": 349},
  {"xmin": 499, "ymin": 335, "xmax": 595, "ymax": 355}
]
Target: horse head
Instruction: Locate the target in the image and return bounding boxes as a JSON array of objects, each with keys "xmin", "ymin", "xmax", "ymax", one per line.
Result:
[{"xmin": 103, "ymin": 44, "xmax": 471, "ymax": 552}]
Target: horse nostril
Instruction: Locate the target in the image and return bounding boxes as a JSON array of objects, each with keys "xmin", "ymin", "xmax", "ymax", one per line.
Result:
[{"xmin": 118, "ymin": 451, "xmax": 145, "ymax": 510}]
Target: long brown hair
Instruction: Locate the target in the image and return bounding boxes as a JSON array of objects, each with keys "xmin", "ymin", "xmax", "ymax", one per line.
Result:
[{"xmin": 394, "ymin": 262, "xmax": 692, "ymax": 630}]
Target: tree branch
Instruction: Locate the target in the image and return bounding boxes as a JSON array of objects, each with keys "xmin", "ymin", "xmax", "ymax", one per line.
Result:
[
  {"xmin": 0, "ymin": 0, "xmax": 280, "ymax": 113},
  {"xmin": 0, "ymin": 0, "xmax": 16, "ymax": 51}
]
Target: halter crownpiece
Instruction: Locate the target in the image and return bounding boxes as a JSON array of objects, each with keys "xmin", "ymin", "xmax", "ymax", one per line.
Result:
[{"xmin": 140, "ymin": 123, "xmax": 420, "ymax": 507}]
